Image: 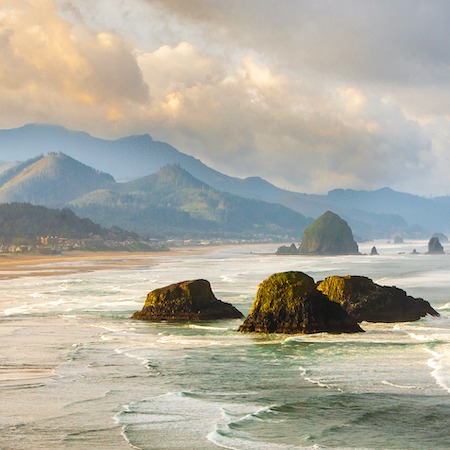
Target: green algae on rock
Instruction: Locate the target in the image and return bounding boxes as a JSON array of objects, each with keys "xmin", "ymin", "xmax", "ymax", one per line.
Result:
[
  {"xmin": 299, "ymin": 211, "xmax": 359, "ymax": 255},
  {"xmin": 239, "ymin": 271, "xmax": 363, "ymax": 334},
  {"xmin": 317, "ymin": 275, "xmax": 439, "ymax": 323},
  {"xmin": 132, "ymin": 279, "xmax": 243, "ymax": 321}
]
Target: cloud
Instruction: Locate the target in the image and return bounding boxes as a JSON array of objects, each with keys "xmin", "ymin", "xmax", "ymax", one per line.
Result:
[
  {"xmin": 0, "ymin": 0, "xmax": 149, "ymax": 133},
  {"xmin": 2, "ymin": 0, "xmax": 450, "ymax": 195}
]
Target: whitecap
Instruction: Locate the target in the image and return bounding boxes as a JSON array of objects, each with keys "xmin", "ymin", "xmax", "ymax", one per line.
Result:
[{"xmin": 425, "ymin": 348, "xmax": 450, "ymax": 394}]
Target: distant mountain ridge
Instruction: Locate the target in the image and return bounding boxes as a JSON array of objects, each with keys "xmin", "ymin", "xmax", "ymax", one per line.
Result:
[
  {"xmin": 69, "ymin": 164, "xmax": 312, "ymax": 239},
  {"xmin": 1, "ymin": 124, "xmax": 449, "ymax": 237},
  {"xmin": 0, "ymin": 152, "xmax": 114, "ymax": 204},
  {"xmin": 0, "ymin": 152, "xmax": 311, "ymax": 239}
]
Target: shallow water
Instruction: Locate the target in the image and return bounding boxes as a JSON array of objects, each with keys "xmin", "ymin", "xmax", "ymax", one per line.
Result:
[{"xmin": 1, "ymin": 241, "xmax": 449, "ymax": 449}]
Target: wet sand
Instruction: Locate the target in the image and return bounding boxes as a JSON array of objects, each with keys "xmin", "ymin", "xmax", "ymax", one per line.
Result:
[{"xmin": 0, "ymin": 248, "xmax": 194, "ymax": 278}]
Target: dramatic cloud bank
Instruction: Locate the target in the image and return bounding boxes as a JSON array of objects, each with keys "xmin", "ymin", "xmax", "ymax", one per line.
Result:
[{"xmin": 2, "ymin": 0, "xmax": 450, "ymax": 195}]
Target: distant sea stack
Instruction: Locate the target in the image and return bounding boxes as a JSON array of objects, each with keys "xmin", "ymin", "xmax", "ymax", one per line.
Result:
[
  {"xmin": 275, "ymin": 243, "xmax": 299, "ymax": 255},
  {"xmin": 238, "ymin": 272, "xmax": 363, "ymax": 334},
  {"xmin": 432, "ymin": 232, "xmax": 449, "ymax": 243},
  {"xmin": 298, "ymin": 211, "xmax": 359, "ymax": 255},
  {"xmin": 132, "ymin": 279, "xmax": 243, "ymax": 321},
  {"xmin": 427, "ymin": 236, "xmax": 444, "ymax": 254},
  {"xmin": 317, "ymin": 275, "xmax": 439, "ymax": 323}
]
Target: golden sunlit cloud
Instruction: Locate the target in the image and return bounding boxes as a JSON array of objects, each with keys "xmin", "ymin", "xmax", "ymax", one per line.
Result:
[{"xmin": 0, "ymin": 0, "xmax": 446, "ymax": 194}]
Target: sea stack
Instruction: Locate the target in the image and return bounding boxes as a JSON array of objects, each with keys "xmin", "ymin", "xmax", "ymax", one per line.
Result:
[
  {"xmin": 317, "ymin": 275, "xmax": 439, "ymax": 323},
  {"xmin": 239, "ymin": 271, "xmax": 363, "ymax": 334},
  {"xmin": 132, "ymin": 279, "xmax": 243, "ymax": 321},
  {"xmin": 427, "ymin": 236, "xmax": 444, "ymax": 254},
  {"xmin": 276, "ymin": 243, "xmax": 299, "ymax": 255},
  {"xmin": 298, "ymin": 211, "xmax": 359, "ymax": 255}
]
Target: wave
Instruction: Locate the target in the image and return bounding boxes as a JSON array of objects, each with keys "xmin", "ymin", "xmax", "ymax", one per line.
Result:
[
  {"xmin": 381, "ymin": 380, "xmax": 420, "ymax": 390},
  {"xmin": 426, "ymin": 348, "xmax": 450, "ymax": 394}
]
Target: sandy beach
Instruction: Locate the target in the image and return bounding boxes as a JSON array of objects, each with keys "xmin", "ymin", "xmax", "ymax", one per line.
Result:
[{"xmin": 0, "ymin": 248, "xmax": 200, "ymax": 278}]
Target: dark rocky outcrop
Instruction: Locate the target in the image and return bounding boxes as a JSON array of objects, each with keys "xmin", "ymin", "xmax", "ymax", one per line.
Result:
[
  {"xmin": 370, "ymin": 246, "xmax": 379, "ymax": 255},
  {"xmin": 427, "ymin": 236, "xmax": 444, "ymax": 254},
  {"xmin": 299, "ymin": 211, "xmax": 359, "ymax": 255},
  {"xmin": 276, "ymin": 243, "xmax": 299, "ymax": 255},
  {"xmin": 238, "ymin": 271, "xmax": 363, "ymax": 334},
  {"xmin": 132, "ymin": 279, "xmax": 243, "ymax": 321},
  {"xmin": 432, "ymin": 232, "xmax": 449, "ymax": 243},
  {"xmin": 317, "ymin": 275, "xmax": 439, "ymax": 323},
  {"xmin": 393, "ymin": 235, "xmax": 404, "ymax": 244}
]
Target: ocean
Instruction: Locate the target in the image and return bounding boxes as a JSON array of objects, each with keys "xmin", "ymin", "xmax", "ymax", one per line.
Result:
[{"xmin": 1, "ymin": 241, "xmax": 449, "ymax": 449}]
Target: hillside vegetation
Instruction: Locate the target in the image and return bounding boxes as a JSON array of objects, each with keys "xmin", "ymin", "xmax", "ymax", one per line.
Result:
[
  {"xmin": 0, "ymin": 202, "xmax": 134, "ymax": 242},
  {"xmin": 0, "ymin": 152, "xmax": 311, "ymax": 240},
  {"xmin": 70, "ymin": 165, "xmax": 311, "ymax": 239}
]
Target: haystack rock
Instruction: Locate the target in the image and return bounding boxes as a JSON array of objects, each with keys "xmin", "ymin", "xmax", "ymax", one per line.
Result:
[
  {"xmin": 132, "ymin": 279, "xmax": 243, "ymax": 321},
  {"xmin": 299, "ymin": 211, "xmax": 359, "ymax": 255},
  {"xmin": 238, "ymin": 271, "xmax": 363, "ymax": 334},
  {"xmin": 317, "ymin": 275, "xmax": 439, "ymax": 323}
]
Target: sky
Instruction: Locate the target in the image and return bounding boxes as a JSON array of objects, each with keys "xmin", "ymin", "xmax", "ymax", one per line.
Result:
[{"xmin": 1, "ymin": 0, "xmax": 450, "ymax": 195}]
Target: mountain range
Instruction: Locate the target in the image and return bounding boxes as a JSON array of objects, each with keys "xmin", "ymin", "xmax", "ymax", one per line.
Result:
[
  {"xmin": 0, "ymin": 152, "xmax": 310, "ymax": 239},
  {"xmin": 1, "ymin": 124, "xmax": 449, "ymax": 239}
]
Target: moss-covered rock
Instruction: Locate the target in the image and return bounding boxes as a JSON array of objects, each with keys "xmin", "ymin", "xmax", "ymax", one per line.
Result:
[
  {"xmin": 132, "ymin": 279, "xmax": 243, "ymax": 321},
  {"xmin": 239, "ymin": 271, "xmax": 363, "ymax": 334},
  {"xmin": 299, "ymin": 211, "xmax": 359, "ymax": 255},
  {"xmin": 317, "ymin": 275, "xmax": 439, "ymax": 323}
]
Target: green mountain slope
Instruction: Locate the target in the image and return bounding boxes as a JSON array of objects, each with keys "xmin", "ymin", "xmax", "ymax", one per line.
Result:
[
  {"xmin": 69, "ymin": 165, "xmax": 311, "ymax": 239},
  {"xmin": 0, "ymin": 202, "xmax": 136, "ymax": 241},
  {"xmin": 0, "ymin": 152, "xmax": 115, "ymax": 205}
]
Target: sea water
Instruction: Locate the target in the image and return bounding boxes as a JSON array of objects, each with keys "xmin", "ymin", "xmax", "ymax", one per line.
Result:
[{"xmin": 0, "ymin": 241, "xmax": 449, "ymax": 449}]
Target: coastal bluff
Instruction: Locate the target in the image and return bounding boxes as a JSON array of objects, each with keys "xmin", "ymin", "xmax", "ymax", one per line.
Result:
[
  {"xmin": 239, "ymin": 271, "xmax": 363, "ymax": 334},
  {"xmin": 132, "ymin": 279, "xmax": 243, "ymax": 321},
  {"xmin": 317, "ymin": 275, "xmax": 439, "ymax": 323}
]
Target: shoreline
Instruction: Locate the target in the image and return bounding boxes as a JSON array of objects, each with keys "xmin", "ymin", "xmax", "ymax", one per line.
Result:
[
  {"xmin": 0, "ymin": 244, "xmax": 279, "ymax": 278},
  {"xmin": 0, "ymin": 249, "xmax": 173, "ymax": 278}
]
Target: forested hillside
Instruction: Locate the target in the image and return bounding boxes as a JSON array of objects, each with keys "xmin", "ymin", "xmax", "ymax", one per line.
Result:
[{"xmin": 0, "ymin": 202, "xmax": 137, "ymax": 244}]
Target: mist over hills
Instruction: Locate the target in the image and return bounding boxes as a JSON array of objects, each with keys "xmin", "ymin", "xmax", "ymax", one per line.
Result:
[
  {"xmin": 0, "ymin": 153, "xmax": 310, "ymax": 239},
  {"xmin": 1, "ymin": 124, "xmax": 449, "ymax": 238},
  {"xmin": 0, "ymin": 152, "xmax": 114, "ymax": 204}
]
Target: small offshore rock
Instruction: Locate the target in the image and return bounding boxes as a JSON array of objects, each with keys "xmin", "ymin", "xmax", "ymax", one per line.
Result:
[
  {"xmin": 317, "ymin": 275, "xmax": 439, "ymax": 323},
  {"xmin": 276, "ymin": 243, "xmax": 299, "ymax": 255},
  {"xmin": 370, "ymin": 246, "xmax": 379, "ymax": 255},
  {"xmin": 239, "ymin": 271, "xmax": 363, "ymax": 334},
  {"xmin": 132, "ymin": 279, "xmax": 243, "ymax": 321}
]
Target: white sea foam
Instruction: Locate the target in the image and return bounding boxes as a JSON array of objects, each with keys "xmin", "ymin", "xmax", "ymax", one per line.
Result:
[
  {"xmin": 381, "ymin": 380, "xmax": 420, "ymax": 390},
  {"xmin": 426, "ymin": 348, "xmax": 450, "ymax": 394}
]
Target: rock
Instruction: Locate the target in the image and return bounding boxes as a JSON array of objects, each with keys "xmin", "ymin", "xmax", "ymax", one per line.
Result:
[
  {"xmin": 276, "ymin": 243, "xmax": 299, "ymax": 255},
  {"xmin": 298, "ymin": 211, "xmax": 359, "ymax": 255},
  {"xmin": 427, "ymin": 236, "xmax": 444, "ymax": 254},
  {"xmin": 317, "ymin": 275, "xmax": 439, "ymax": 323},
  {"xmin": 132, "ymin": 279, "xmax": 243, "ymax": 321},
  {"xmin": 238, "ymin": 271, "xmax": 363, "ymax": 334},
  {"xmin": 411, "ymin": 248, "xmax": 420, "ymax": 254},
  {"xmin": 393, "ymin": 235, "xmax": 404, "ymax": 244},
  {"xmin": 370, "ymin": 246, "xmax": 379, "ymax": 255},
  {"xmin": 432, "ymin": 232, "xmax": 449, "ymax": 243}
]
